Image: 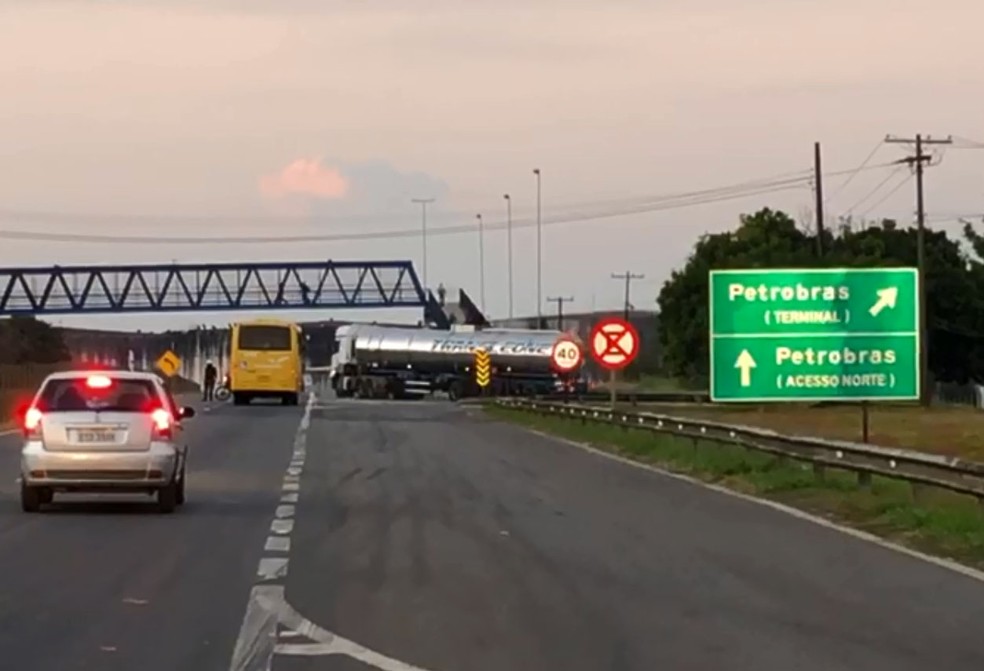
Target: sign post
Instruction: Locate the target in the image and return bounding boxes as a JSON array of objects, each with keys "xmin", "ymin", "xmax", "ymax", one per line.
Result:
[
  {"xmin": 155, "ymin": 349, "xmax": 182, "ymax": 378},
  {"xmin": 550, "ymin": 337, "xmax": 583, "ymax": 402},
  {"xmin": 709, "ymin": 268, "xmax": 919, "ymax": 406},
  {"xmin": 589, "ymin": 317, "xmax": 641, "ymax": 408}
]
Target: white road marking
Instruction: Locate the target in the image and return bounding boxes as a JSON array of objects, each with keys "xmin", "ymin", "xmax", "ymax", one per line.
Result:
[
  {"xmin": 257, "ymin": 558, "xmax": 289, "ymax": 581},
  {"xmin": 229, "ymin": 586, "xmax": 280, "ymax": 670},
  {"xmin": 240, "ymin": 586, "xmax": 437, "ymax": 670},
  {"xmin": 264, "ymin": 536, "xmax": 290, "ymax": 552},
  {"xmin": 0, "ymin": 428, "xmax": 17, "ymax": 437},
  {"xmin": 270, "ymin": 519, "xmax": 294, "ymax": 535},
  {"xmin": 230, "ymin": 392, "xmax": 437, "ymax": 671},
  {"xmin": 525, "ymin": 428, "xmax": 984, "ymax": 585}
]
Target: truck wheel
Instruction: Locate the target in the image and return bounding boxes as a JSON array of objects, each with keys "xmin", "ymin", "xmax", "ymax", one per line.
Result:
[{"xmin": 448, "ymin": 381, "xmax": 462, "ymax": 401}]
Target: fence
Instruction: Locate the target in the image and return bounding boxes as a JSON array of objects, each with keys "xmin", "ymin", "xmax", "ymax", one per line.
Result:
[
  {"xmin": 0, "ymin": 363, "xmax": 72, "ymax": 424},
  {"xmin": 0, "ymin": 363, "xmax": 199, "ymax": 424},
  {"xmin": 496, "ymin": 399, "xmax": 984, "ymax": 506}
]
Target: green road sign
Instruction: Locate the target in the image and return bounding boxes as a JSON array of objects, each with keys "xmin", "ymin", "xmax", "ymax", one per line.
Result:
[{"xmin": 709, "ymin": 267, "xmax": 919, "ymax": 402}]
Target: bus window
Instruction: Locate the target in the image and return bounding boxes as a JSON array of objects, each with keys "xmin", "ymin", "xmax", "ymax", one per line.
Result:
[{"xmin": 238, "ymin": 325, "xmax": 291, "ymax": 351}]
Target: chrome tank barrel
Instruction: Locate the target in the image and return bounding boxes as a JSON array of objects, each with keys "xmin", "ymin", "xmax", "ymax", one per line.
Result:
[{"xmin": 346, "ymin": 325, "xmax": 580, "ymax": 372}]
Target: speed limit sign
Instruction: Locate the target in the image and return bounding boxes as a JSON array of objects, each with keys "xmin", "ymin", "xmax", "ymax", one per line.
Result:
[{"xmin": 550, "ymin": 337, "xmax": 583, "ymax": 373}]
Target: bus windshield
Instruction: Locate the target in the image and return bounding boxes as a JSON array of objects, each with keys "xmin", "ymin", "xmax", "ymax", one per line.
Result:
[{"xmin": 237, "ymin": 325, "xmax": 292, "ymax": 351}]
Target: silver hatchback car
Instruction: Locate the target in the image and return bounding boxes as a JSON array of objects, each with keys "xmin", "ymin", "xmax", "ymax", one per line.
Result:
[{"xmin": 16, "ymin": 370, "xmax": 195, "ymax": 513}]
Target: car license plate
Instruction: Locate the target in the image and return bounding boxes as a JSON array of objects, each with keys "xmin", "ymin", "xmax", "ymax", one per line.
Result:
[{"xmin": 70, "ymin": 429, "xmax": 117, "ymax": 444}]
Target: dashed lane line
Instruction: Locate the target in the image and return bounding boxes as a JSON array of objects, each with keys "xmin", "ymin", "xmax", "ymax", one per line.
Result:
[
  {"xmin": 228, "ymin": 393, "xmax": 441, "ymax": 671},
  {"xmin": 228, "ymin": 393, "xmax": 312, "ymax": 671}
]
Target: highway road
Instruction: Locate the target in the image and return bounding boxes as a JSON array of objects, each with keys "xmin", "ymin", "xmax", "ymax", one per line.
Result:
[{"xmin": 0, "ymin": 394, "xmax": 982, "ymax": 670}]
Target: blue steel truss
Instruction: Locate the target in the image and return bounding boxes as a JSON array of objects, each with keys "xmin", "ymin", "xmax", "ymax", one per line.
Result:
[{"xmin": 0, "ymin": 260, "xmax": 432, "ymax": 316}]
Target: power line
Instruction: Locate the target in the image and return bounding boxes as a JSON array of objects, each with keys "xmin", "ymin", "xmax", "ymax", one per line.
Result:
[
  {"xmin": 825, "ymin": 140, "xmax": 882, "ymax": 203},
  {"xmin": 840, "ymin": 166, "xmax": 908, "ymax": 217},
  {"xmin": 546, "ymin": 296, "xmax": 574, "ymax": 330},
  {"xmin": 611, "ymin": 271, "xmax": 644, "ymax": 321},
  {"xmin": 858, "ymin": 172, "xmax": 913, "ymax": 219},
  {"xmin": 0, "ymin": 163, "xmax": 898, "ymax": 245},
  {"xmin": 0, "ymin": 181, "xmax": 809, "ymax": 245}
]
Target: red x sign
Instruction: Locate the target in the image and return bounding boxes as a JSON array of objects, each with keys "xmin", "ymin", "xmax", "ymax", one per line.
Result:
[{"xmin": 589, "ymin": 317, "xmax": 640, "ymax": 371}]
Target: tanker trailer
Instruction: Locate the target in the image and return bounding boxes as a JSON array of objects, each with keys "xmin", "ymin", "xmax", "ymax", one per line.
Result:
[{"xmin": 331, "ymin": 324, "xmax": 585, "ymax": 400}]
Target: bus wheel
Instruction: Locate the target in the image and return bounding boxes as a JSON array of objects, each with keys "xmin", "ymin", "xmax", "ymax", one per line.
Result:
[
  {"xmin": 233, "ymin": 393, "xmax": 247, "ymax": 406},
  {"xmin": 283, "ymin": 393, "xmax": 299, "ymax": 406}
]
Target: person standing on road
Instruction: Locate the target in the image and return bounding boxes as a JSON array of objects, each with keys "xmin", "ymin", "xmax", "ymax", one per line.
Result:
[{"xmin": 203, "ymin": 359, "xmax": 217, "ymax": 402}]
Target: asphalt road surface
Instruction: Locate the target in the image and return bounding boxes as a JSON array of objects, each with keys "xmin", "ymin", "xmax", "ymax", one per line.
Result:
[{"xmin": 0, "ymin": 394, "xmax": 983, "ymax": 670}]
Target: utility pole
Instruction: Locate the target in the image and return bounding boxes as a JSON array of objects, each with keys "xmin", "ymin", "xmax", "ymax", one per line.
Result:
[
  {"xmin": 476, "ymin": 213, "xmax": 486, "ymax": 313},
  {"xmin": 533, "ymin": 168, "xmax": 542, "ymax": 328},
  {"xmin": 884, "ymin": 133, "xmax": 952, "ymax": 407},
  {"xmin": 611, "ymin": 271, "xmax": 645, "ymax": 320},
  {"xmin": 411, "ymin": 198, "xmax": 434, "ymax": 290},
  {"xmin": 504, "ymin": 193, "xmax": 513, "ymax": 320},
  {"xmin": 814, "ymin": 142, "xmax": 825, "ymax": 257},
  {"xmin": 547, "ymin": 296, "xmax": 574, "ymax": 331}
]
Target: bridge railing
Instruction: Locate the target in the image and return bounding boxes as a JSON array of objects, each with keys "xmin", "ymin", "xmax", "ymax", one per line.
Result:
[{"xmin": 496, "ymin": 398, "xmax": 984, "ymax": 505}]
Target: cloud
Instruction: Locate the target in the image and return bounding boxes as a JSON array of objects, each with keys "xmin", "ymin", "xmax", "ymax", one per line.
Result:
[
  {"xmin": 259, "ymin": 158, "xmax": 350, "ymax": 200},
  {"xmin": 255, "ymin": 157, "xmax": 450, "ymax": 224}
]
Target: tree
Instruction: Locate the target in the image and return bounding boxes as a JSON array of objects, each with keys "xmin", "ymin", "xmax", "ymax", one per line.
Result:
[
  {"xmin": 657, "ymin": 209, "xmax": 815, "ymax": 382},
  {"xmin": 657, "ymin": 208, "xmax": 984, "ymax": 385},
  {"xmin": 0, "ymin": 317, "xmax": 71, "ymax": 365}
]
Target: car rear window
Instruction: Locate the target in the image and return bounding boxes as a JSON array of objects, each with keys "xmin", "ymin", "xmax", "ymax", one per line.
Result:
[
  {"xmin": 238, "ymin": 325, "xmax": 292, "ymax": 351},
  {"xmin": 36, "ymin": 378, "xmax": 160, "ymax": 413}
]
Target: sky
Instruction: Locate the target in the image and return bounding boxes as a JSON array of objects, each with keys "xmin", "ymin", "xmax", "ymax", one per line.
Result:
[{"xmin": 1, "ymin": 0, "xmax": 982, "ymax": 332}]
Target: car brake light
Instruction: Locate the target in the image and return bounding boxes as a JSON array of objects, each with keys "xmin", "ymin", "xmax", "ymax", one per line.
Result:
[
  {"xmin": 150, "ymin": 408, "xmax": 173, "ymax": 439},
  {"xmin": 86, "ymin": 375, "xmax": 113, "ymax": 389},
  {"xmin": 23, "ymin": 407, "xmax": 43, "ymax": 437}
]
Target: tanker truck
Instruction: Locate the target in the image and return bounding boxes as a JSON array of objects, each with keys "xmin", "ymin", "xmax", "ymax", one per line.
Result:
[{"xmin": 329, "ymin": 324, "xmax": 585, "ymax": 400}]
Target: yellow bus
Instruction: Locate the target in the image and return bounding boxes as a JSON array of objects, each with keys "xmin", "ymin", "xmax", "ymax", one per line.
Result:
[{"xmin": 229, "ymin": 319, "xmax": 305, "ymax": 406}]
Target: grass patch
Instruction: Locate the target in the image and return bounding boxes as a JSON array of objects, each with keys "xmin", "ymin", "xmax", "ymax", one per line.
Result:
[
  {"xmin": 597, "ymin": 375, "xmax": 699, "ymax": 393},
  {"xmin": 487, "ymin": 405, "xmax": 984, "ymax": 570},
  {"xmin": 628, "ymin": 402, "xmax": 984, "ymax": 462}
]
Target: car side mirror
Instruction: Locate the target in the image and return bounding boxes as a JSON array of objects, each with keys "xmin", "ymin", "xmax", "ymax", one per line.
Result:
[{"xmin": 179, "ymin": 406, "xmax": 196, "ymax": 419}]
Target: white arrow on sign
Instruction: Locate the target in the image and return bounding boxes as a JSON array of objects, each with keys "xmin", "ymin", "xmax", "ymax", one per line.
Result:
[
  {"xmin": 735, "ymin": 350, "xmax": 756, "ymax": 387},
  {"xmin": 868, "ymin": 287, "xmax": 899, "ymax": 317}
]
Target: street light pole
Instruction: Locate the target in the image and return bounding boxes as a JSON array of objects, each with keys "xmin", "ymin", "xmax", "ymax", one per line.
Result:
[
  {"xmin": 504, "ymin": 193, "xmax": 513, "ymax": 320},
  {"xmin": 411, "ymin": 198, "xmax": 434, "ymax": 290},
  {"xmin": 476, "ymin": 213, "xmax": 486, "ymax": 313},
  {"xmin": 533, "ymin": 168, "xmax": 542, "ymax": 328}
]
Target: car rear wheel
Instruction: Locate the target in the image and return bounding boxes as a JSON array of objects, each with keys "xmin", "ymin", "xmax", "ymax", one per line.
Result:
[
  {"xmin": 175, "ymin": 466, "xmax": 186, "ymax": 506},
  {"xmin": 20, "ymin": 481, "xmax": 44, "ymax": 513},
  {"xmin": 158, "ymin": 480, "xmax": 178, "ymax": 513}
]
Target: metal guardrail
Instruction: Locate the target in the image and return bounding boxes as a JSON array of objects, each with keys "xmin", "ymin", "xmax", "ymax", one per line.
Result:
[
  {"xmin": 541, "ymin": 390, "xmax": 711, "ymax": 404},
  {"xmin": 497, "ymin": 399, "xmax": 984, "ymax": 505}
]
